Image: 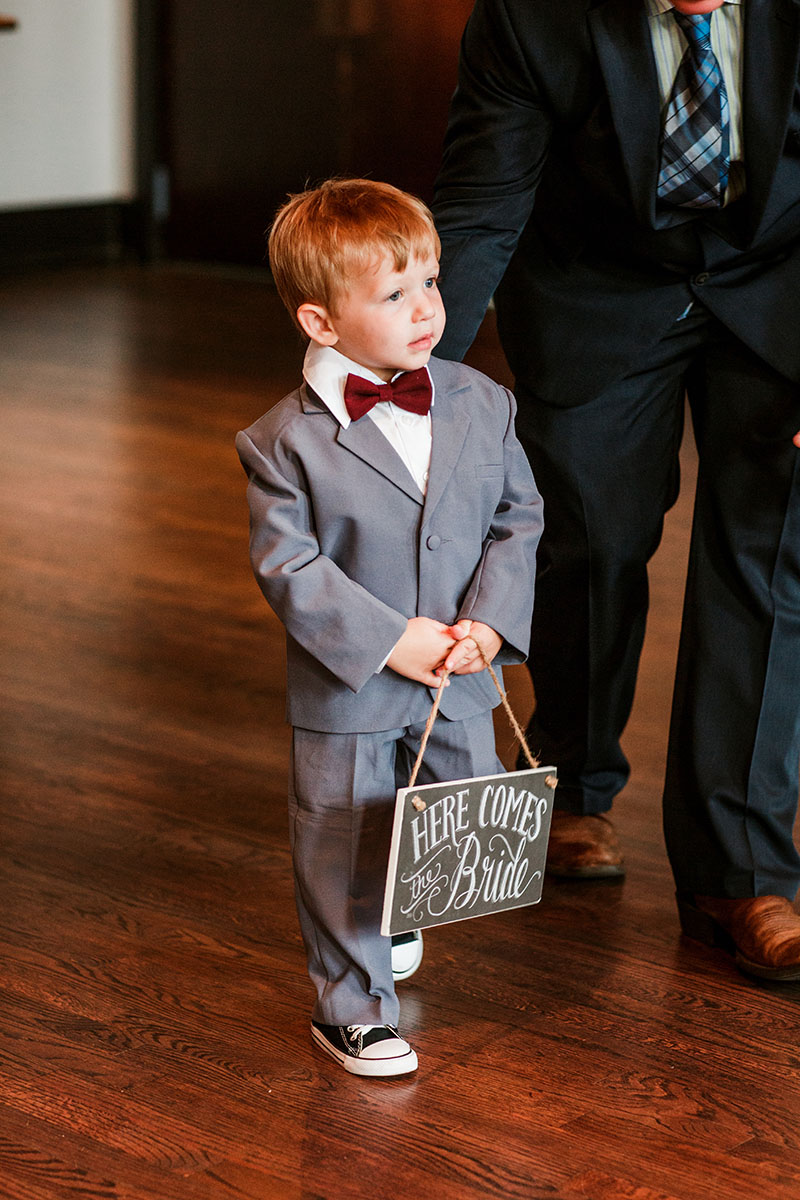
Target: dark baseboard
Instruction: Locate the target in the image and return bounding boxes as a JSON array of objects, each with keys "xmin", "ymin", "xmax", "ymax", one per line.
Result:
[{"xmin": 0, "ymin": 201, "xmax": 144, "ymax": 270}]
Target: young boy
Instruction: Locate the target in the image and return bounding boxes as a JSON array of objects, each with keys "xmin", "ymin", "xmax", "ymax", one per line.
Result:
[{"xmin": 236, "ymin": 178, "xmax": 543, "ymax": 1078}]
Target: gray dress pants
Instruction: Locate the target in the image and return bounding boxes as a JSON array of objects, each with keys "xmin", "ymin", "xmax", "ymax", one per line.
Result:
[{"xmin": 289, "ymin": 709, "xmax": 502, "ymax": 1025}]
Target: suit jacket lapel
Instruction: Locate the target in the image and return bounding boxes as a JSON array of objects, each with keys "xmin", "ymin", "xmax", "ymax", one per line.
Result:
[
  {"xmin": 589, "ymin": 0, "xmax": 662, "ymax": 228},
  {"xmin": 301, "ymin": 383, "xmax": 424, "ymax": 503},
  {"xmin": 742, "ymin": 0, "xmax": 800, "ymax": 240},
  {"xmin": 422, "ymin": 372, "xmax": 471, "ymax": 523},
  {"xmin": 302, "ymin": 374, "xmax": 472, "ymax": 514},
  {"xmin": 337, "ymin": 419, "xmax": 424, "ymax": 504}
]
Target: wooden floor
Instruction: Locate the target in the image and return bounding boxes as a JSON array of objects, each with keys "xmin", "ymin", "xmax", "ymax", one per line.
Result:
[{"xmin": 2, "ymin": 263, "xmax": 800, "ymax": 1200}]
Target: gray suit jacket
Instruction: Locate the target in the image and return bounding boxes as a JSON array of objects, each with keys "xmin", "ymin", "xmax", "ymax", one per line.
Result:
[{"xmin": 236, "ymin": 357, "xmax": 543, "ymax": 733}]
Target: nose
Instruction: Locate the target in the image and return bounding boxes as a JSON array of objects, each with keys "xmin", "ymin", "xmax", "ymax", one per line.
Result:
[{"xmin": 413, "ymin": 291, "xmax": 436, "ymax": 321}]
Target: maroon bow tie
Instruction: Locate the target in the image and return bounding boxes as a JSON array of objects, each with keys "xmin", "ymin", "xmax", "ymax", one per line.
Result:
[{"xmin": 343, "ymin": 367, "xmax": 432, "ymax": 421}]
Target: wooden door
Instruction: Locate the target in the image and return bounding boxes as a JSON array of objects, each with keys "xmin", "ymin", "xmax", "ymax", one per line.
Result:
[{"xmin": 143, "ymin": 0, "xmax": 473, "ymax": 265}]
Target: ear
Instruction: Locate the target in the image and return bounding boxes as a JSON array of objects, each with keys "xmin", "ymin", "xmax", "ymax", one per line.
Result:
[{"xmin": 296, "ymin": 302, "xmax": 339, "ymax": 347}]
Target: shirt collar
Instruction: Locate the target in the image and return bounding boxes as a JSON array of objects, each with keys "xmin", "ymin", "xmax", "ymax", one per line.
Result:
[{"xmin": 302, "ymin": 341, "xmax": 434, "ymax": 429}]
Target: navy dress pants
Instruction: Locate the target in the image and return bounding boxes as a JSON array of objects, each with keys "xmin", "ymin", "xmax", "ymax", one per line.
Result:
[{"xmin": 514, "ymin": 303, "xmax": 800, "ymax": 899}]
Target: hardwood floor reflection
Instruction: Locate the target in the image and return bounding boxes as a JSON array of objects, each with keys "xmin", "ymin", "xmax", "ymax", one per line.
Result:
[{"xmin": 1, "ymin": 263, "xmax": 798, "ymax": 1200}]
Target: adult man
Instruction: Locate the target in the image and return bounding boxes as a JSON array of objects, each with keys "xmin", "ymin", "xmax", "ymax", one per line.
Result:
[{"xmin": 432, "ymin": 0, "xmax": 800, "ymax": 979}]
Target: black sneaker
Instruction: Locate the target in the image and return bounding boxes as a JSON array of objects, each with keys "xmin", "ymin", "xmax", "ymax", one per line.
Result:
[{"xmin": 311, "ymin": 1021, "xmax": 418, "ymax": 1077}]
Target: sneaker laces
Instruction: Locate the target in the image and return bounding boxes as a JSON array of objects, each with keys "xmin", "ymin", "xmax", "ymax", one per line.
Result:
[{"xmin": 346, "ymin": 1024, "xmax": 377, "ymax": 1037}]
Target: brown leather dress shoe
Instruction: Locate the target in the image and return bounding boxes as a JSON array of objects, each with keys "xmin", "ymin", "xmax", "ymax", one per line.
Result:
[
  {"xmin": 678, "ymin": 894, "xmax": 800, "ymax": 981},
  {"xmin": 545, "ymin": 812, "xmax": 625, "ymax": 878}
]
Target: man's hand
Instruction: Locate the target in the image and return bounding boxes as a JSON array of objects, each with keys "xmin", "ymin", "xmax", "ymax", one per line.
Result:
[
  {"xmin": 794, "ymin": 431, "xmax": 800, "ymax": 448},
  {"xmin": 441, "ymin": 619, "xmax": 503, "ymax": 675},
  {"xmin": 387, "ymin": 617, "xmax": 456, "ymax": 687}
]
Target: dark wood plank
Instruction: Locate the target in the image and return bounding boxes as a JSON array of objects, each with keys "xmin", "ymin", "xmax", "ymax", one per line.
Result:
[{"xmin": 2, "ymin": 264, "xmax": 800, "ymax": 1200}]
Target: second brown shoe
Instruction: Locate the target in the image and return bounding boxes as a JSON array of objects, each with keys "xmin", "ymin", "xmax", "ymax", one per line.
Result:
[
  {"xmin": 678, "ymin": 893, "xmax": 800, "ymax": 982},
  {"xmin": 545, "ymin": 811, "xmax": 625, "ymax": 878}
]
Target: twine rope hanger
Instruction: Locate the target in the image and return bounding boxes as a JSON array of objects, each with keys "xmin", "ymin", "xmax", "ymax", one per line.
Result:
[{"xmin": 407, "ymin": 642, "xmax": 550, "ymax": 791}]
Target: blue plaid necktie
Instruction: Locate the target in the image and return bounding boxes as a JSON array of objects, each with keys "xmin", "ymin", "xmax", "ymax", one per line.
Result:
[{"xmin": 657, "ymin": 10, "xmax": 730, "ymax": 209}]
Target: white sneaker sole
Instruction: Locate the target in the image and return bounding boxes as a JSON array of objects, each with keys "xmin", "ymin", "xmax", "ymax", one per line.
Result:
[
  {"xmin": 391, "ymin": 931, "xmax": 424, "ymax": 982},
  {"xmin": 311, "ymin": 1026, "xmax": 418, "ymax": 1077}
]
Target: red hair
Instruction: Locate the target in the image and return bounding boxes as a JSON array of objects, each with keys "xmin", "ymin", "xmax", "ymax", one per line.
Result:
[{"xmin": 268, "ymin": 178, "xmax": 440, "ymax": 331}]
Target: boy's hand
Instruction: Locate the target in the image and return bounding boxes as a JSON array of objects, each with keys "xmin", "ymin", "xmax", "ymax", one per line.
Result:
[
  {"xmin": 387, "ymin": 617, "xmax": 457, "ymax": 687},
  {"xmin": 442, "ymin": 619, "xmax": 502, "ymax": 675}
]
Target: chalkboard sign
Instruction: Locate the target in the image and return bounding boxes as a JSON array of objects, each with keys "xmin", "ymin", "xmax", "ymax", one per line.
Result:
[{"xmin": 381, "ymin": 766, "xmax": 556, "ymax": 936}]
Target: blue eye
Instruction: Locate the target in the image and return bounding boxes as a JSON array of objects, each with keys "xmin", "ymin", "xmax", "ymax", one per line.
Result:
[
  {"xmin": 387, "ymin": 290, "xmax": 401, "ymax": 302},
  {"xmin": 424, "ymin": 277, "xmax": 438, "ymax": 289}
]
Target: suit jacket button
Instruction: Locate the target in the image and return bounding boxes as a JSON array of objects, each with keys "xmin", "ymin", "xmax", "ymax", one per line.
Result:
[
  {"xmin": 693, "ymin": 271, "xmax": 711, "ymax": 285},
  {"xmin": 426, "ymin": 534, "xmax": 441, "ymax": 550}
]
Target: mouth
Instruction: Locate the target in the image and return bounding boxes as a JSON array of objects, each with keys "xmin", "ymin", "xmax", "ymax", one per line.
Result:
[{"xmin": 409, "ymin": 333, "xmax": 434, "ymax": 352}]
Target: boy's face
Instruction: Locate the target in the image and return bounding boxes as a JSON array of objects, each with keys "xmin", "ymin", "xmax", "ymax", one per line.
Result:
[{"xmin": 303, "ymin": 248, "xmax": 445, "ymax": 381}]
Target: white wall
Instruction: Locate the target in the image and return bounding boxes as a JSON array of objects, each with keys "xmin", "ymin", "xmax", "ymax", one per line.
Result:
[{"xmin": 0, "ymin": 0, "xmax": 136, "ymax": 210}]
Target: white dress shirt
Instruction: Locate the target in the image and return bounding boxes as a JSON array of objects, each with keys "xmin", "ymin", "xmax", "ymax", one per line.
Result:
[{"xmin": 302, "ymin": 342, "xmax": 434, "ymax": 495}]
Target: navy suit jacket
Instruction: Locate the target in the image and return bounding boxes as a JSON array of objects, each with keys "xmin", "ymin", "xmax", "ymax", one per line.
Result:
[
  {"xmin": 236, "ymin": 357, "xmax": 543, "ymax": 733},
  {"xmin": 433, "ymin": 0, "xmax": 800, "ymax": 407}
]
